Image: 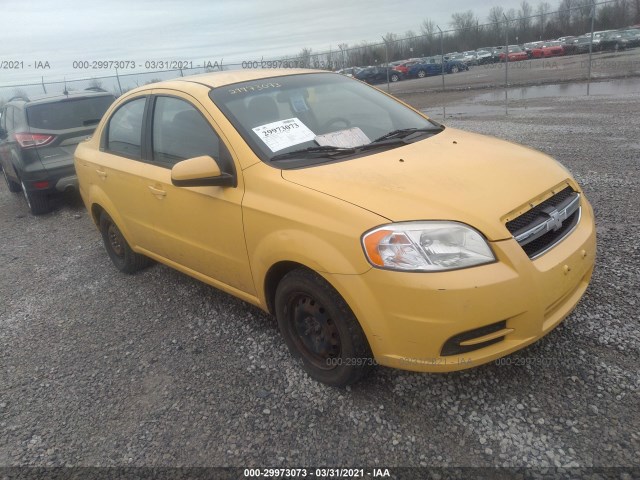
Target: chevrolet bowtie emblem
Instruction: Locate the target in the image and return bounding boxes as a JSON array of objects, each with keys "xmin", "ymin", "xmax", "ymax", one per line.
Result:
[{"xmin": 548, "ymin": 210, "xmax": 564, "ymax": 231}]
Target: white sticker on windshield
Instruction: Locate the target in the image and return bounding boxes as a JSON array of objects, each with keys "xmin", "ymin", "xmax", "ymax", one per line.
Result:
[
  {"xmin": 252, "ymin": 118, "xmax": 316, "ymax": 152},
  {"xmin": 315, "ymin": 127, "xmax": 371, "ymax": 148}
]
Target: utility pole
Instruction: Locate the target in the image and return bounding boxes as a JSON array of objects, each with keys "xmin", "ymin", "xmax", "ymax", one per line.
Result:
[
  {"xmin": 437, "ymin": 25, "xmax": 445, "ymax": 91},
  {"xmin": 381, "ymin": 36, "xmax": 390, "ymax": 91},
  {"xmin": 587, "ymin": 0, "xmax": 595, "ymax": 95},
  {"xmin": 503, "ymin": 13, "xmax": 510, "ymax": 115}
]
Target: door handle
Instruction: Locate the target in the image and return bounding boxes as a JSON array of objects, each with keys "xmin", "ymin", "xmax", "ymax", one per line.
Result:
[
  {"xmin": 148, "ymin": 185, "xmax": 167, "ymax": 197},
  {"xmin": 96, "ymin": 169, "xmax": 107, "ymax": 179}
]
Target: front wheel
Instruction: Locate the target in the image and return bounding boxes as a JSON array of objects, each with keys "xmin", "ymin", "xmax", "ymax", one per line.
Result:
[
  {"xmin": 390, "ymin": 73, "xmax": 400, "ymax": 82},
  {"xmin": 417, "ymin": 69, "xmax": 427, "ymax": 78},
  {"xmin": 450, "ymin": 66, "xmax": 459, "ymax": 73},
  {"xmin": 99, "ymin": 211, "xmax": 152, "ymax": 274},
  {"xmin": 275, "ymin": 269, "xmax": 374, "ymax": 386}
]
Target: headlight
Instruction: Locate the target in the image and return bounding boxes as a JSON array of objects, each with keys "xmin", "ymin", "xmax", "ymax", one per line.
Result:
[{"xmin": 362, "ymin": 222, "xmax": 495, "ymax": 272}]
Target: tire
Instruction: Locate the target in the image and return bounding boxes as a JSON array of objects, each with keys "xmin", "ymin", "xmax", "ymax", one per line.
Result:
[
  {"xmin": 451, "ymin": 66, "xmax": 459, "ymax": 73},
  {"xmin": 390, "ymin": 73, "xmax": 400, "ymax": 82},
  {"xmin": 3, "ymin": 168, "xmax": 21, "ymax": 193},
  {"xmin": 21, "ymin": 180, "xmax": 51, "ymax": 215},
  {"xmin": 417, "ymin": 69, "xmax": 427, "ymax": 78},
  {"xmin": 275, "ymin": 269, "xmax": 374, "ymax": 387},
  {"xmin": 99, "ymin": 211, "xmax": 151, "ymax": 274}
]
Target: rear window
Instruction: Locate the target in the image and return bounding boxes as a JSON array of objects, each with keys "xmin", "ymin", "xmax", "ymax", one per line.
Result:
[{"xmin": 26, "ymin": 95, "xmax": 115, "ymax": 130}]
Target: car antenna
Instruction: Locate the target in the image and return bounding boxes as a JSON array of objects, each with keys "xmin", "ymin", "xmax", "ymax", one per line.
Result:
[{"xmin": 63, "ymin": 78, "xmax": 69, "ymax": 96}]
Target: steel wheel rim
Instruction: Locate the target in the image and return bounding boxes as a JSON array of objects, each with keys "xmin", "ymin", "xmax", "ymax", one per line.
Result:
[
  {"xmin": 286, "ymin": 293, "xmax": 341, "ymax": 370},
  {"xmin": 107, "ymin": 222, "xmax": 125, "ymax": 258}
]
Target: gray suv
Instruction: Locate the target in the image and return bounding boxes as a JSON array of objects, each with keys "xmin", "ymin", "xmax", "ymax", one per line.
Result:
[{"xmin": 0, "ymin": 90, "xmax": 115, "ymax": 214}]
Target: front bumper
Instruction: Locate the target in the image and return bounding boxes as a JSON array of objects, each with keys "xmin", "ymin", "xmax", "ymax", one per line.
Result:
[{"xmin": 326, "ymin": 198, "xmax": 596, "ymax": 373}]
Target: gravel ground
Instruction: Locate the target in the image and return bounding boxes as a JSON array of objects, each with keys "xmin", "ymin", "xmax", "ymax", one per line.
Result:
[{"xmin": 0, "ymin": 87, "xmax": 639, "ymax": 475}]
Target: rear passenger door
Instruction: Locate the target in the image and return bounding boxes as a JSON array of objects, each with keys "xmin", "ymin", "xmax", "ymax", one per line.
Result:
[
  {"xmin": 140, "ymin": 92, "xmax": 254, "ymax": 295},
  {"xmin": 76, "ymin": 95, "xmax": 160, "ymax": 251}
]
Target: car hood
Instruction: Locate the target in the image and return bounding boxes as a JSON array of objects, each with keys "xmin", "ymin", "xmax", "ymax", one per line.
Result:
[{"xmin": 281, "ymin": 128, "xmax": 573, "ymax": 241}]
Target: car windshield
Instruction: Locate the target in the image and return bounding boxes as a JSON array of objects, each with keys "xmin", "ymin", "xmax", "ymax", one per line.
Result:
[
  {"xmin": 26, "ymin": 95, "xmax": 115, "ymax": 130},
  {"xmin": 210, "ymin": 73, "xmax": 441, "ymax": 167}
]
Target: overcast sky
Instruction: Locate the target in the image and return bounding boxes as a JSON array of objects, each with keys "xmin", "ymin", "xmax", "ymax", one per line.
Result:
[{"xmin": 2, "ymin": 0, "xmax": 530, "ymax": 86}]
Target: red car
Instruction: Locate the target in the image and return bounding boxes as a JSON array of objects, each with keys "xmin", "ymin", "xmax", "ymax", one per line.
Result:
[
  {"xmin": 530, "ymin": 41, "xmax": 565, "ymax": 58},
  {"xmin": 389, "ymin": 60, "xmax": 421, "ymax": 75},
  {"xmin": 499, "ymin": 46, "xmax": 529, "ymax": 62}
]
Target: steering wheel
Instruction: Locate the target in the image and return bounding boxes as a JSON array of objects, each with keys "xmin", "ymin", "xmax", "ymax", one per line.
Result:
[{"xmin": 319, "ymin": 117, "xmax": 351, "ymax": 133}]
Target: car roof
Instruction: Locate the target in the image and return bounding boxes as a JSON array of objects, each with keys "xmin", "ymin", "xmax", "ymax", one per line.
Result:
[
  {"xmin": 7, "ymin": 90, "xmax": 114, "ymax": 107},
  {"xmin": 126, "ymin": 68, "xmax": 324, "ymax": 95}
]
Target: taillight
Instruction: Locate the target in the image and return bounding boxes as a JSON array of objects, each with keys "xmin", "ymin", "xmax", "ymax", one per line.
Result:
[{"xmin": 15, "ymin": 132, "xmax": 55, "ymax": 148}]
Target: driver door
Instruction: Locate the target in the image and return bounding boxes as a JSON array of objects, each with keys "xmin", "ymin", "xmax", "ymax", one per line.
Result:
[{"xmin": 140, "ymin": 92, "xmax": 254, "ymax": 295}]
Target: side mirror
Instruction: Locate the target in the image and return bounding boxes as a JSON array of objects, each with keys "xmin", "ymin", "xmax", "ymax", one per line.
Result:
[{"xmin": 171, "ymin": 155, "xmax": 236, "ymax": 188}]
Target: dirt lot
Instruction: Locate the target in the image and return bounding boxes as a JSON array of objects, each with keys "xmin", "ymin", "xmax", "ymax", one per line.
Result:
[{"xmin": 0, "ymin": 83, "xmax": 638, "ymax": 476}]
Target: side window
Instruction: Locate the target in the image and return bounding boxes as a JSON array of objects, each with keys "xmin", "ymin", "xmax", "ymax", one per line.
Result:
[
  {"xmin": 152, "ymin": 96, "xmax": 225, "ymax": 168},
  {"xmin": 12, "ymin": 108, "xmax": 26, "ymax": 132},
  {"xmin": 106, "ymin": 97, "xmax": 146, "ymax": 158}
]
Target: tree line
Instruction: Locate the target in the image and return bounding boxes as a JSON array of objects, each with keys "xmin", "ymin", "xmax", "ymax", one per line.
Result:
[{"xmin": 295, "ymin": 0, "xmax": 640, "ymax": 68}]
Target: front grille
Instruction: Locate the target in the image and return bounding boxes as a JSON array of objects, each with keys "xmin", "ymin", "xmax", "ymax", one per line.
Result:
[
  {"xmin": 520, "ymin": 210, "xmax": 580, "ymax": 258},
  {"xmin": 507, "ymin": 186, "xmax": 581, "ymax": 259},
  {"xmin": 506, "ymin": 187, "xmax": 574, "ymax": 233}
]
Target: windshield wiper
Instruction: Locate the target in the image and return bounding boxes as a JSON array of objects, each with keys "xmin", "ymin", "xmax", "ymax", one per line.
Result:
[
  {"xmin": 270, "ymin": 128, "xmax": 442, "ymax": 162},
  {"xmin": 270, "ymin": 145, "xmax": 356, "ymax": 161},
  {"xmin": 371, "ymin": 127, "xmax": 441, "ymax": 143}
]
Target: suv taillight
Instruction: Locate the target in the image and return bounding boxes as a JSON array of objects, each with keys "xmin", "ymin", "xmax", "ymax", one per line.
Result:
[{"xmin": 15, "ymin": 132, "xmax": 55, "ymax": 148}]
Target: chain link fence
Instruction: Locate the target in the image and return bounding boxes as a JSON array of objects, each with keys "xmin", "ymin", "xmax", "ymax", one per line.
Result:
[{"xmin": 1, "ymin": 0, "xmax": 639, "ymax": 108}]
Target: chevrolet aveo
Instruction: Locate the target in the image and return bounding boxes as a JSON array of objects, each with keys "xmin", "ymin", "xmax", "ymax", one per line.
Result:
[{"xmin": 75, "ymin": 70, "xmax": 596, "ymax": 386}]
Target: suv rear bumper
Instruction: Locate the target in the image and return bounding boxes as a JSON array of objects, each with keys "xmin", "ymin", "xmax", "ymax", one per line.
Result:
[
  {"xmin": 21, "ymin": 162, "xmax": 78, "ymax": 194},
  {"xmin": 54, "ymin": 174, "xmax": 78, "ymax": 191}
]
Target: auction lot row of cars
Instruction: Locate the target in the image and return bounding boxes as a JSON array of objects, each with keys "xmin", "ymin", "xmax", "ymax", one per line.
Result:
[
  {"xmin": 347, "ymin": 58, "xmax": 470, "ymax": 84},
  {"xmin": 0, "ymin": 68, "xmax": 596, "ymax": 387},
  {"xmin": 341, "ymin": 26, "xmax": 640, "ymax": 84}
]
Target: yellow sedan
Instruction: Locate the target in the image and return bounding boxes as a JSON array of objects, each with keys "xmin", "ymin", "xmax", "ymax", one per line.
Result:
[{"xmin": 75, "ymin": 69, "xmax": 596, "ymax": 386}]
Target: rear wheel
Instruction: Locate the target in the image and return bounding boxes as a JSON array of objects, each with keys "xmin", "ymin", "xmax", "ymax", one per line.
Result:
[
  {"xmin": 275, "ymin": 269, "xmax": 374, "ymax": 387},
  {"xmin": 99, "ymin": 211, "xmax": 151, "ymax": 274},
  {"xmin": 390, "ymin": 73, "xmax": 400, "ymax": 82},
  {"xmin": 3, "ymin": 168, "xmax": 21, "ymax": 193},
  {"xmin": 21, "ymin": 180, "xmax": 51, "ymax": 215},
  {"xmin": 417, "ymin": 69, "xmax": 427, "ymax": 78},
  {"xmin": 451, "ymin": 65, "xmax": 460, "ymax": 73}
]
